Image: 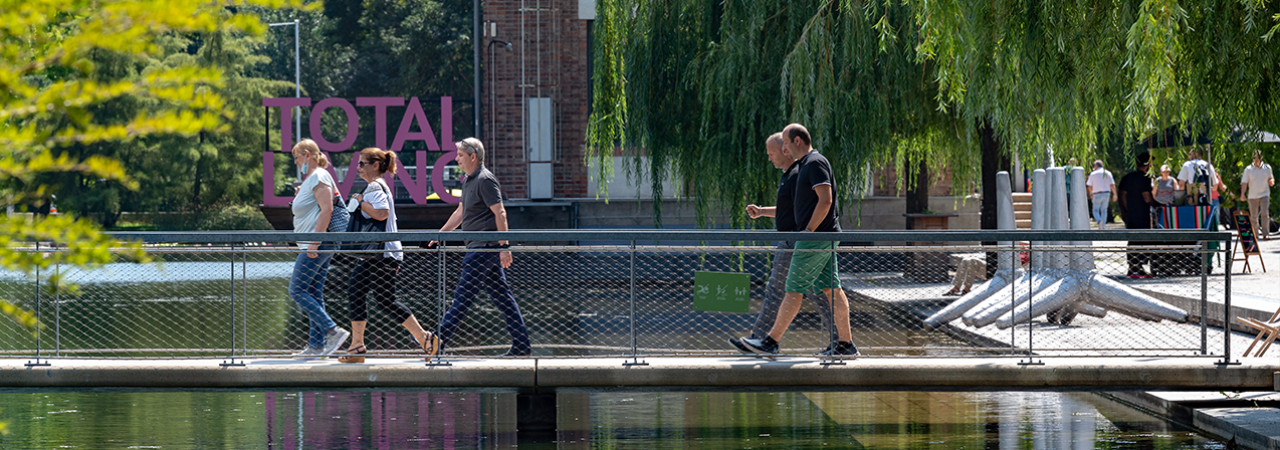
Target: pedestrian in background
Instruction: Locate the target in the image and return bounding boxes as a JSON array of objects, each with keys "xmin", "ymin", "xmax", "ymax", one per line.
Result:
[
  {"xmin": 1086, "ymin": 160, "xmax": 1117, "ymax": 229},
  {"xmin": 1240, "ymin": 151, "xmax": 1275, "ymax": 239},
  {"xmin": 340, "ymin": 147, "xmax": 438, "ymax": 363},
  {"xmin": 430, "ymin": 138, "xmax": 532, "ymax": 357},
  {"xmin": 288, "ymin": 139, "xmax": 350, "ymax": 360},
  {"xmin": 730, "ymin": 132, "xmax": 836, "ymax": 354},
  {"xmin": 1177, "ymin": 149, "xmax": 1216, "ymax": 206},
  {"xmin": 1118, "ymin": 153, "xmax": 1159, "ymax": 277},
  {"xmin": 1153, "ymin": 165, "xmax": 1179, "ymax": 207},
  {"xmin": 1063, "ymin": 157, "xmax": 1079, "ymax": 212}
]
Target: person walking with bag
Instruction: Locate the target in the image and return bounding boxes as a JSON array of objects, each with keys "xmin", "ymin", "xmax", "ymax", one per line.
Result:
[
  {"xmin": 339, "ymin": 148, "xmax": 439, "ymax": 363},
  {"xmin": 288, "ymin": 139, "xmax": 350, "ymax": 360}
]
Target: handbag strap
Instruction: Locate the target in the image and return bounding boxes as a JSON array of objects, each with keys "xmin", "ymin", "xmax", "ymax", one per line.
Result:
[{"xmin": 364, "ymin": 179, "xmax": 391, "ymax": 228}]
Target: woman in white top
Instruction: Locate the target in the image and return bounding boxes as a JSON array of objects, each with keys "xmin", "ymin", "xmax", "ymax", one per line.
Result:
[
  {"xmin": 288, "ymin": 139, "xmax": 350, "ymax": 359},
  {"xmin": 339, "ymin": 147, "xmax": 439, "ymax": 363}
]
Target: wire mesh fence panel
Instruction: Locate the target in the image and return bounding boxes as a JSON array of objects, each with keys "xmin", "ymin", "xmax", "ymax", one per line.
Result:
[
  {"xmin": 896, "ymin": 242, "xmax": 1229, "ymax": 358},
  {"xmin": 630, "ymin": 244, "xmax": 780, "ymax": 357},
  {"xmin": 839, "ymin": 245, "xmax": 1001, "ymax": 357},
  {"xmin": 4, "ymin": 231, "xmax": 1233, "ymax": 360},
  {"xmin": 45, "ymin": 248, "xmax": 237, "ymax": 358},
  {"xmin": 432, "ymin": 246, "xmax": 634, "ymax": 358},
  {"xmin": 0, "ymin": 249, "xmax": 40, "ymax": 357}
]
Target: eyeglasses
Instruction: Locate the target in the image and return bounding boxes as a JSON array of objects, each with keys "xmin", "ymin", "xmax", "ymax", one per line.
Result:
[{"xmin": 358, "ymin": 160, "xmax": 371, "ymax": 167}]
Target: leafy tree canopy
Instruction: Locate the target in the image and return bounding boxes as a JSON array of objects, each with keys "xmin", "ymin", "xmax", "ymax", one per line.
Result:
[
  {"xmin": 0, "ymin": 0, "xmax": 308, "ymax": 390},
  {"xmin": 588, "ymin": 0, "xmax": 1280, "ymax": 225}
]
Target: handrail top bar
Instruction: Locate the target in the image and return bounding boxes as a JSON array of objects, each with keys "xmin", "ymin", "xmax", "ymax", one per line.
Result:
[{"xmin": 106, "ymin": 229, "xmax": 1233, "ymax": 244}]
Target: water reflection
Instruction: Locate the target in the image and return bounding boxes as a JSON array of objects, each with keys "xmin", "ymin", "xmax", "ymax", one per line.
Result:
[
  {"xmin": 262, "ymin": 392, "xmax": 515, "ymax": 449},
  {"xmin": 0, "ymin": 390, "xmax": 1222, "ymax": 449}
]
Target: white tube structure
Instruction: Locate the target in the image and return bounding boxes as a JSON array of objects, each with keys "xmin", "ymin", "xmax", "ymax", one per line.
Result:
[
  {"xmin": 995, "ymin": 275, "xmax": 1087, "ymax": 329},
  {"xmin": 961, "ymin": 271, "xmax": 1030, "ymax": 326},
  {"xmin": 1088, "ymin": 276, "xmax": 1189, "ymax": 323},
  {"xmin": 923, "ymin": 172, "xmax": 1017, "ymax": 329},
  {"xmin": 924, "ymin": 271, "xmax": 1010, "ymax": 329},
  {"xmin": 1077, "ymin": 303, "xmax": 1108, "ymax": 318},
  {"xmin": 1048, "ymin": 167, "xmax": 1069, "ymax": 269},
  {"xmin": 1030, "ymin": 169, "xmax": 1047, "ymax": 269},
  {"xmin": 1069, "ymin": 167, "xmax": 1092, "ymax": 271},
  {"xmin": 970, "ymin": 271, "xmax": 1052, "ymax": 327}
]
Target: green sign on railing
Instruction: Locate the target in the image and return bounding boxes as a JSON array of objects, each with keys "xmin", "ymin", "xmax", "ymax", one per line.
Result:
[{"xmin": 693, "ymin": 271, "xmax": 750, "ymax": 313}]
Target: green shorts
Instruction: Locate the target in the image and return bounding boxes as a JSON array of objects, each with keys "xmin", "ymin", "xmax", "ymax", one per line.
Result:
[{"xmin": 785, "ymin": 240, "xmax": 841, "ymax": 294}]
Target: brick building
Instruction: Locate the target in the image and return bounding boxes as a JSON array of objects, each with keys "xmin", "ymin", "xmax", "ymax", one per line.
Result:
[{"xmin": 481, "ymin": 0, "xmax": 595, "ymax": 200}]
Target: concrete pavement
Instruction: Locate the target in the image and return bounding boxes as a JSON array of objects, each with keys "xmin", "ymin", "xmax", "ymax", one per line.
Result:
[{"xmin": 3, "ymin": 356, "xmax": 1277, "ymax": 391}]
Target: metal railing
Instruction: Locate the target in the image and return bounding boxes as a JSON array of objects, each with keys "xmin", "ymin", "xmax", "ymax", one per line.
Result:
[{"xmin": 0, "ymin": 230, "xmax": 1233, "ymax": 364}]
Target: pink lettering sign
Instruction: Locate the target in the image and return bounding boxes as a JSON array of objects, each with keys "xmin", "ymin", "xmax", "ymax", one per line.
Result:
[{"xmin": 260, "ymin": 96, "xmax": 460, "ymax": 206}]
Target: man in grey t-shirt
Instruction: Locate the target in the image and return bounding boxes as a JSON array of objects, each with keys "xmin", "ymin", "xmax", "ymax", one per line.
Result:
[{"xmin": 429, "ymin": 138, "xmax": 531, "ymax": 356}]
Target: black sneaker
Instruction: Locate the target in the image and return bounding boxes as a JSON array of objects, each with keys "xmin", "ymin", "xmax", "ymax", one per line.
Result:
[
  {"xmin": 728, "ymin": 336, "xmax": 754, "ymax": 354},
  {"xmin": 740, "ymin": 336, "xmax": 779, "ymax": 355},
  {"xmin": 813, "ymin": 341, "xmax": 836, "ymax": 356},
  {"xmin": 818, "ymin": 341, "xmax": 859, "ymax": 357}
]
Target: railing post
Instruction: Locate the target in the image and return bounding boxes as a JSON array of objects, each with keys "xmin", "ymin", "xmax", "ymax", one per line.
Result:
[
  {"xmin": 1200, "ymin": 241, "xmax": 1209, "ymax": 355},
  {"xmin": 624, "ymin": 240, "xmax": 646, "ymax": 366},
  {"xmin": 1019, "ymin": 241, "xmax": 1042, "ymax": 366},
  {"xmin": 427, "ymin": 237, "xmax": 451, "ymax": 367},
  {"xmin": 54, "ymin": 255, "xmax": 60, "ymax": 357},
  {"xmin": 221, "ymin": 244, "xmax": 243, "ymax": 367},
  {"xmin": 242, "ymin": 248, "xmax": 248, "ymax": 357},
  {"xmin": 1219, "ymin": 238, "xmax": 1238, "ymax": 365},
  {"xmin": 26, "ymin": 241, "xmax": 49, "ymax": 367},
  {"xmin": 820, "ymin": 240, "xmax": 845, "ymax": 366}
]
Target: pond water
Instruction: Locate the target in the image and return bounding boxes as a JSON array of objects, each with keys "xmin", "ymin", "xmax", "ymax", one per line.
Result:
[{"xmin": 0, "ymin": 390, "xmax": 1222, "ymax": 449}]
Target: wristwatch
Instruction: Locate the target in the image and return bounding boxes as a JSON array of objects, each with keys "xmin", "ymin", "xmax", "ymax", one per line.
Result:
[{"xmin": 499, "ymin": 243, "xmax": 511, "ymax": 249}]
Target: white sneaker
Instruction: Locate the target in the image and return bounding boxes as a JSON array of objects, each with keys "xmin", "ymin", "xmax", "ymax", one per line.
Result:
[
  {"xmin": 321, "ymin": 327, "xmax": 350, "ymax": 356},
  {"xmin": 292, "ymin": 346, "xmax": 322, "ymax": 361}
]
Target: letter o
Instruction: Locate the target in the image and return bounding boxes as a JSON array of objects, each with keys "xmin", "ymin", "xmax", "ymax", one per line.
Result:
[{"xmin": 308, "ymin": 98, "xmax": 359, "ymax": 151}]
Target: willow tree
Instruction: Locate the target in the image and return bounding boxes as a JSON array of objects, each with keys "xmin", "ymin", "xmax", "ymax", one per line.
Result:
[
  {"xmin": 587, "ymin": 0, "xmax": 972, "ymax": 227},
  {"xmin": 909, "ymin": 0, "xmax": 1280, "ymax": 167},
  {"xmin": 589, "ymin": 0, "xmax": 1280, "ymax": 226}
]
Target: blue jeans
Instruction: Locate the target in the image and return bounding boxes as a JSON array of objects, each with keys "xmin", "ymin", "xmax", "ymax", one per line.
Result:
[
  {"xmin": 438, "ymin": 250, "xmax": 531, "ymax": 352},
  {"xmin": 1091, "ymin": 192, "xmax": 1111, "ymax": 227},
  {"xmin": 289, "ymin": 245, "xmax": 337, "ymax": 349}
]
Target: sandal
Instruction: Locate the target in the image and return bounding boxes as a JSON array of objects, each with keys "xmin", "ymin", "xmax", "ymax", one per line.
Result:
[
  {"xmin": 337, "ymin": 345, "xmax": 367, "ymax": 364},
  {"xmin": 421, "ymin": 333, "xmax": 440, "ymax": 362}
]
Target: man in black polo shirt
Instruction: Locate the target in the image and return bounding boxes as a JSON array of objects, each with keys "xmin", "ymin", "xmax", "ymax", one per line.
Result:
[
  {"xmin": 1118, "ymin": 152, "xmax": 1159, "ymax": 277},
  {"xmin": 729, "ymin": 133, "xmax": 836, "ymax": 354},
  {"xmin": 430, "ymin": 137, "xmax": 531, "ymax": 356},
  {"xmin": 743, "ymin": 123, "xmax": 858, "ymax": 357}
]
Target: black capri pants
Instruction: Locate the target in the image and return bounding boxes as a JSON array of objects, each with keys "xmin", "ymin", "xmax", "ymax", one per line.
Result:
[{"xmin": 347, "ymin": 256, "xmax": 413, "ymax": 324}]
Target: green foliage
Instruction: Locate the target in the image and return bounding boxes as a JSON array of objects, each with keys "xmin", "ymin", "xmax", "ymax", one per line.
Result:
[
  {"xmin": 197, "ymin": 204, "xmax": 273, "ymax": 231},
  {"xmin": 590, "ymin": 0, "xmax": 1280, "ymax": 226},
  {"xmin": 588, "ymin": 0, "xmax": 972, "ymax": 226},
  {"xmin": 908, "ymin": 0, "xmax": 1280, "ymax": 165},
  {"xmin": 0, "ymin": 0, "xmax": 309, "ymax": 331},
  {"xmin": 39, "ymin": 24, "xmax": 297, "ymax": 227}
]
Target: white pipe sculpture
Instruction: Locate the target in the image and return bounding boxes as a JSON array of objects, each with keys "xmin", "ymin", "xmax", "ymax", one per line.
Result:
[
  {"xmin": 960, "ymin": 169, "xmax": 1045, "ymax": 327},
  {"xmin": 922, "ymin": 172, "xmax": 1020, "ymax": 329},
  {"xmin": 924, "ymin": 164, "xmax": 1188, "ymax": 331}
]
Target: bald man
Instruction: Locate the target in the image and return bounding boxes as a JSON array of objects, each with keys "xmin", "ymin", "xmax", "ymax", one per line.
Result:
[{"xmin": 741, "ymin": 124, "xmax": 859, "ymax": 358}]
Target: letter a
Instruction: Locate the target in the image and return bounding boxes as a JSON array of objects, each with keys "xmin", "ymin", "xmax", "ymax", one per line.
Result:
[{"xmin": 391, "ymin": 97, "xmax": 441, "ymax": 152}]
